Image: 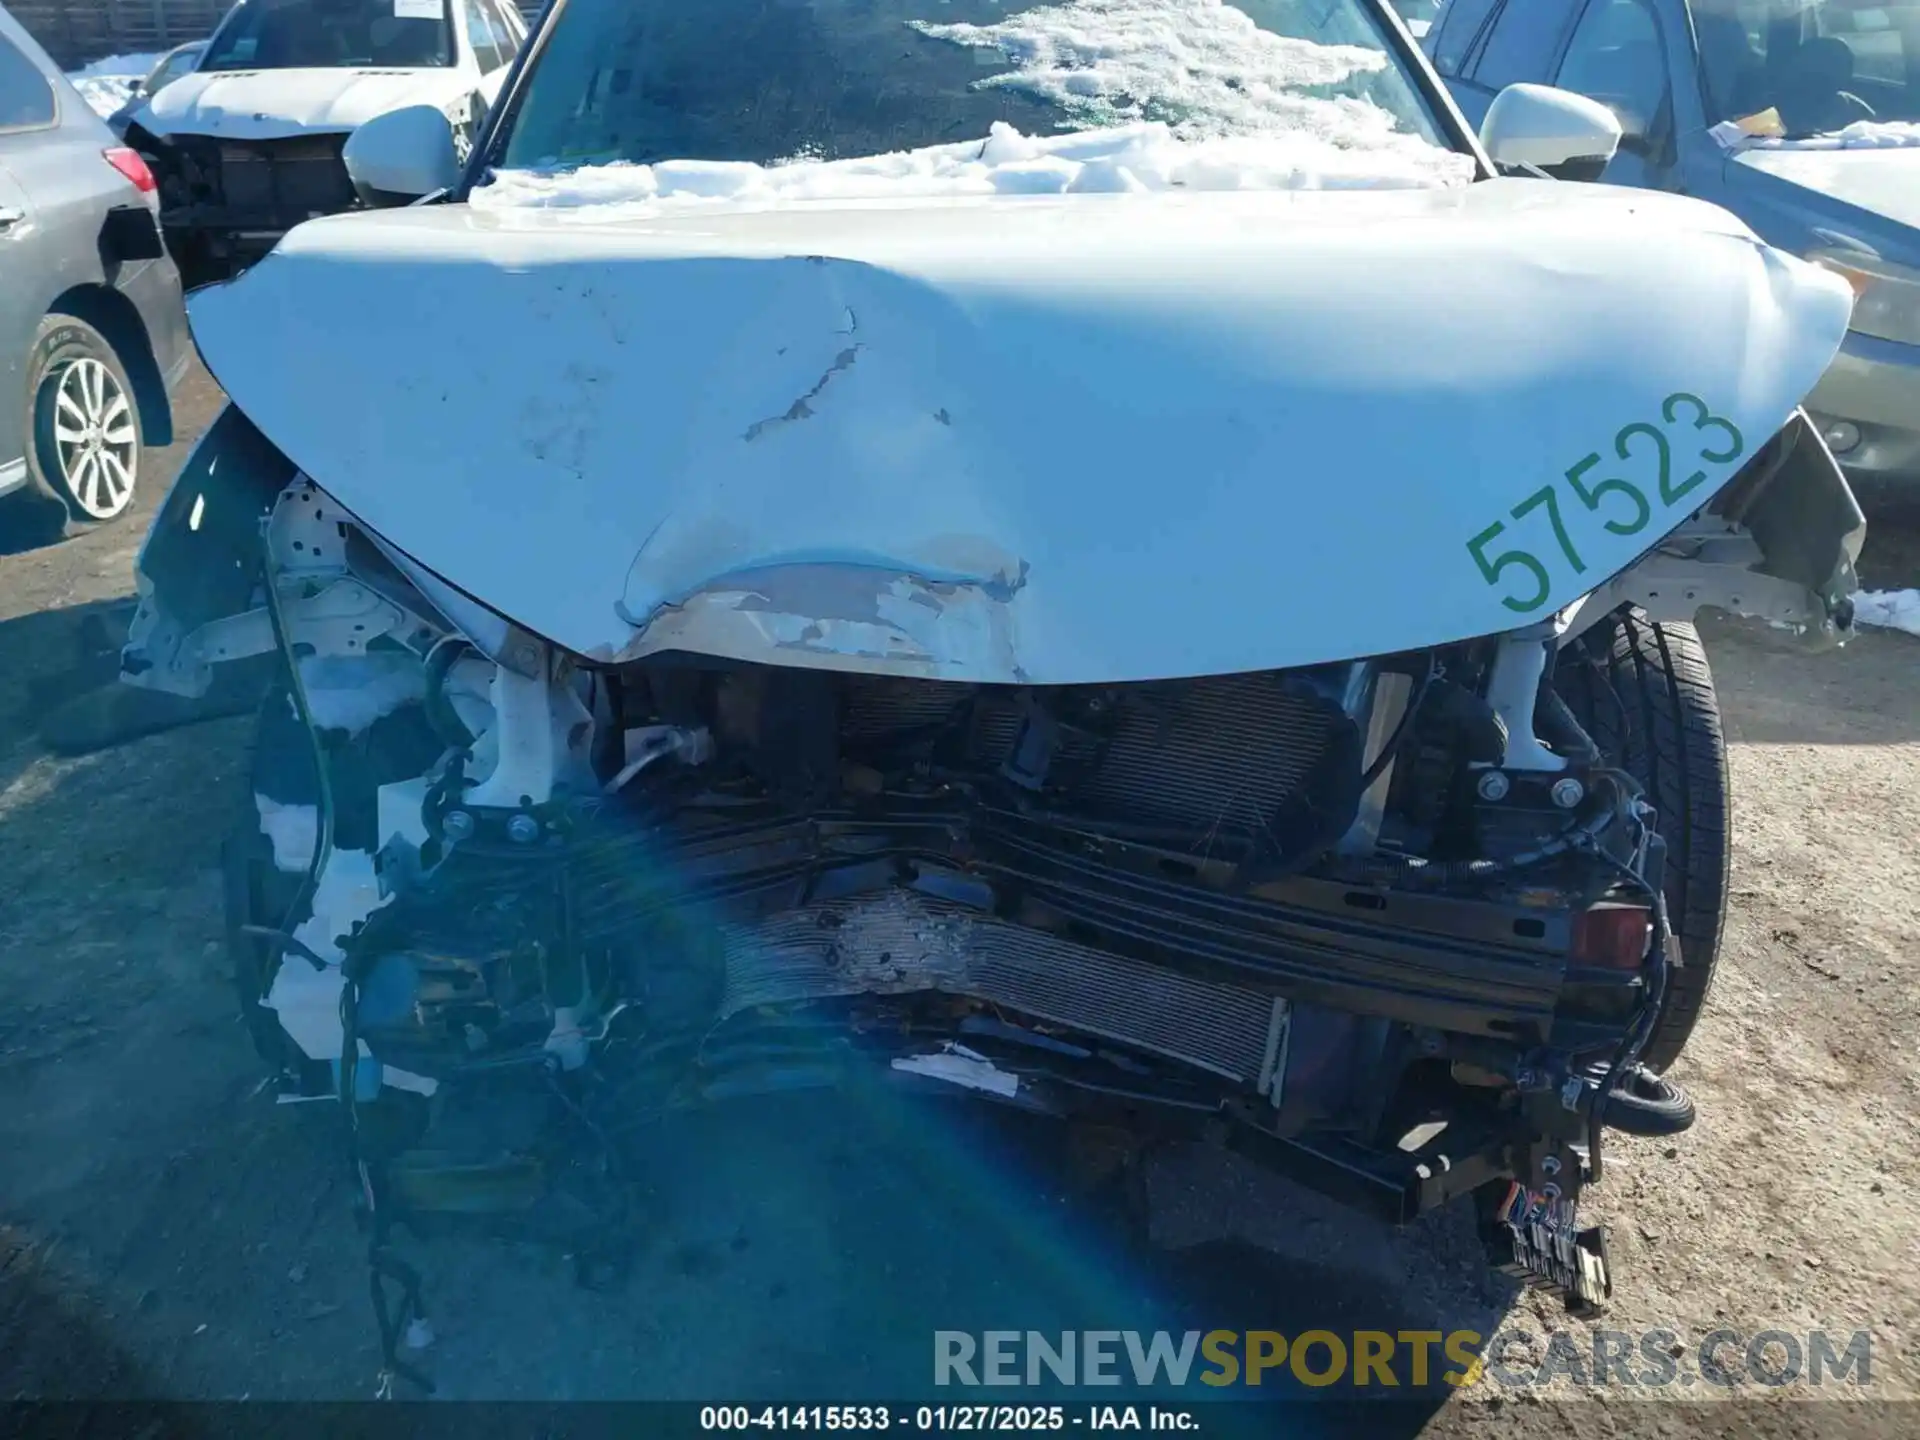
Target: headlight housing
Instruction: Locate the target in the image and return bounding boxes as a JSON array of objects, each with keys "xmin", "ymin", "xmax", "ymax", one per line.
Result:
[{"xmin": 1810, "ymin": 249, "xmax": 1920, "ymax": 347}]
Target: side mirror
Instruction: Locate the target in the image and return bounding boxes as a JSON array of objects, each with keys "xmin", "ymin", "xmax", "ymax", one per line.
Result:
[
  {"xmin": 1480, "ymin": 83, "xmax": 1623, "ymax": 178},
  {"xmin": 343, "ymin": 105, "xmax": 460, "ymax": 205},
  {"xmin": 1611, "ymin": 107, "xmax": 1661, "ymax": 158}
]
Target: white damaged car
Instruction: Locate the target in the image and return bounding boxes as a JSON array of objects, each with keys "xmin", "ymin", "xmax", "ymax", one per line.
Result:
[
  {"xmin": 121, "ymin": 0, "xmax": 525, "ymax": 282},
  {"xmin": 123, "ymin": 0, "xmax": 1864, "ymax": 1376}
]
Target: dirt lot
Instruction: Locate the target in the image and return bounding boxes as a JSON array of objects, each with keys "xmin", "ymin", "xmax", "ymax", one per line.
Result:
[{"xmin": 1, "ymin": 367, "xmax": 1915, "ymax": 1434}]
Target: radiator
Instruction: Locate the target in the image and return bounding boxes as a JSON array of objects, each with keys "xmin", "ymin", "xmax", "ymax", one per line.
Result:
[
  {"xmin": 219, "ymin": 136, "xmax": 356, "ymax": 226},
  {"xmin": 718, "ymin": 888, "xmax": 1275, "ymax": 1082}
]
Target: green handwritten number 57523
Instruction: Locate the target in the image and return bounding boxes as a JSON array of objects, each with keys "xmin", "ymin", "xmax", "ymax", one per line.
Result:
[
  {"xmin": 1459, "ymin": 395, "xmax": 1751, "ymax": 614},
  {"xmin": 1466, "ymin": 392, "xmax": 1747, "ymax": 612}
]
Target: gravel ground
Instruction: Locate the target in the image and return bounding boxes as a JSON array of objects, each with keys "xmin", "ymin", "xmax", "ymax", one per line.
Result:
[{"xmin": 0, "ymin": 367, "xmax": 1914, "ymax": 1436}]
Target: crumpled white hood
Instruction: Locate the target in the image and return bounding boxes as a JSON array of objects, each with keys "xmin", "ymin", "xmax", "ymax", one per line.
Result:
[
  {"xmin": 136, "ymin": 66, "xmax": 467, "ymax": 141},
  {"xmin": 187, "ymin": 179, "xmax": 1852, "ymax": 684}
]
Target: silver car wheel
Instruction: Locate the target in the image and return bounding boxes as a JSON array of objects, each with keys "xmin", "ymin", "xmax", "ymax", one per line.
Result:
[{"xmin": 49, "ymin": 357, "xmax": 139, "ymax": 520}]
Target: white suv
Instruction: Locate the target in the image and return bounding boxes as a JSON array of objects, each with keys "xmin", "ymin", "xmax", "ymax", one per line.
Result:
[{"xmin": 120, "ymin": 0, "xmax": 526, "ymax": 281}]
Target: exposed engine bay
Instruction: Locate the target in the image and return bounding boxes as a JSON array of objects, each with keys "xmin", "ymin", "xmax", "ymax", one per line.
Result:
[
  {"xmin": 256, "ymin": 627, "xmax": 1655, "ymax": 1090},
  {"xmin": 125, "ymin": 122, "xmax": 361, "ymax": 282},
  {"xmin": 119, "ymin": 407, "xmax": 1863, "ymax": 1392}
]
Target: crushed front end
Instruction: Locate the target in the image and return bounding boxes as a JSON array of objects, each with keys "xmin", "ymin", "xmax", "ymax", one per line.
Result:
[
  {"xmin": 120, "ymin": 404, "xmax": 1861, "ymax": 1388},
  {"xmin": 126, "ymin": 123, "xmax": 359, "ymax": 282}
]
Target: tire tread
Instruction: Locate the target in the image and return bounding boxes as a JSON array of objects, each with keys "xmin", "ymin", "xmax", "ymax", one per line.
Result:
[{"xmin": 1557, "ymin": 609, "xmax": 1730, "ymax": 1072}]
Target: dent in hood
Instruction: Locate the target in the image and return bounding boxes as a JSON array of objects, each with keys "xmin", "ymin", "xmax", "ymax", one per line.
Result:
[
  {"xmin": 186, "ymin": 180, "xmax": 1852, "ymax": 684},
  {"xmin": 137, "ymin": 66, "xmax": 468, "ymax": 141}
]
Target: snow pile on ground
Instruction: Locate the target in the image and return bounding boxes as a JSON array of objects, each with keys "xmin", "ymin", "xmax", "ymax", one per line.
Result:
[
  {"xmin": 911, "ymin": 0, "xmax": 1396, "ymax": 144},
  {"xmin": 1854, "ymin": 589, "xmax": 1920, "ymax": 637},
  {"xmin": 479, "ymin": 119, "xmax": 1472, "ymax": 216},
  {"xmin": 65, "ymin": 52, "xmax": 161, "ymax": 119}
]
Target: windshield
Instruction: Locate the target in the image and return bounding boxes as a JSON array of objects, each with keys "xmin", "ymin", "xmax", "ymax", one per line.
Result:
[
  {"xmin": 200, "ymin": 0, "xmax": 455, "ymax": 72},
  {"xmin": 144, "ymin": 46, "xmax": 202, "ymax": 93},
  {"xmin": 497, "ymin": 0, "xmax": 1456, "ymax": 173},
  {"xmin": 1696, "ymin": 0, "xmax": 1920, "ymax": 134}
]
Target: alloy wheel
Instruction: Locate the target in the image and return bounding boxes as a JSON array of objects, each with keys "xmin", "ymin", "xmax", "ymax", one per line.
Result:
[{"xmin": 50, "ymin": 357, "xmax": 138, "ymax": 520}]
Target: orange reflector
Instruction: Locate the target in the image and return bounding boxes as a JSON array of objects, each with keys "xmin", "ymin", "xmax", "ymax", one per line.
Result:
[{"xmin": 1573, "ymin": 903, "xmax": 1652, "ymax": 970}]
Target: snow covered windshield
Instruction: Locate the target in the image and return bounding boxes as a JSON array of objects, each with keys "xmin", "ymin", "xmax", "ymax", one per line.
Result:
[
  {"xmin": 200, "ymin": 0, "xmax": 455, "ymax": 72},
  {"xmin": 493, "ymin": 0, "xmax": 1465, "ymax": 193}
]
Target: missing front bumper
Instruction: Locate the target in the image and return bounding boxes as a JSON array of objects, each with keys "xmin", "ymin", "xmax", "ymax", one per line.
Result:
[{"xmin": 1576, "ymin": 410, "xmax": 1867, "ymax": 645}]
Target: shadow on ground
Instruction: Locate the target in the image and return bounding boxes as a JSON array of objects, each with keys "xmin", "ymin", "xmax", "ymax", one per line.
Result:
[
  {"xmin": 0, "ymin": 595, "xmax": 265, "ymax": 780},
  {"xmin": 0, "ymin": 686, "xmax": 1516, "ymax": 1411},
  {"xmin": 0, "ymin": 1223, "xmax": 175, "ymax": 1399},
  {"xmin": 0, "ymin": 495, "xmax": 75, "ymax": 559}
]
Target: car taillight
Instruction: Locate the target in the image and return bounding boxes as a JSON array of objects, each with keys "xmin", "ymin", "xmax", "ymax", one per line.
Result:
[
  {"xmin": 1572, "ymin": 903, "xmax": 1653, "ymax": 971},
  {"xmin": 104, "ymin": 147, "xmax": 157, "ymax": 194}
]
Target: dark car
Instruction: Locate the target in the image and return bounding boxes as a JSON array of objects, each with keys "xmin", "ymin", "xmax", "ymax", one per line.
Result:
[
  {"xmin": 1422, "ymin": 0, "xmax": 1920, "ymax": 501},
  {"xmin": 0, "ymin": 6, "xmax": 192, "ymax": 536},
  {"xmin": 104, "ymin": 40, "xmax": 209, "ymax": 141}
]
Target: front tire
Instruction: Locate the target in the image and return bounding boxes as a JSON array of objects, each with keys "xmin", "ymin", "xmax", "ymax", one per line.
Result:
[
  {"xmin": 22, "ymin": 314, "xmax": 145, "ymax": 527},
  {"xmin": 1555, "ymin": 609, "xmax": 1730, "ymax": 1073}
]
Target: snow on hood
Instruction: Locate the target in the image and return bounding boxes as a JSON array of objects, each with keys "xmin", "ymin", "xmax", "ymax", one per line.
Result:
[
  {"xmin": 478, "ymin": 123, "xmax": 1476, "ymax": 215},
  {"xmin": 1733, "ymin": 142, "xmax": 1920, "ymax": 233},
  {"xmin": 65, "ymin": 52, "xmax": 163, "ymax": 119},
  {"xmin": 136, "ymin": 66, "xmax": 468, "ymax": 141},
  {"xmin": 187, "ymin": 179, "xmax": 1852, "ymax": 684}
]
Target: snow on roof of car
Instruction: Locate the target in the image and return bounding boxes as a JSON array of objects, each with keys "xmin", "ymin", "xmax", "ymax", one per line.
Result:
[{"xmin": 476, "ymin": 119, "xmax": 1475, "ymax": 217}]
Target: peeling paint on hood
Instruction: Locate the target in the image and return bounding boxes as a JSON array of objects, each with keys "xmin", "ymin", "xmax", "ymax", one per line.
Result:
[{"xmin": 186, "ymin": 180, "xmax": 1853, "ymax": 684}]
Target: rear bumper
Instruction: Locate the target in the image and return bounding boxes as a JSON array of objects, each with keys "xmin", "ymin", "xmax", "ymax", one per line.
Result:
[{"xmin": 1804, "ymin": 330, "xmax": 1920, "ymax": 485}]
